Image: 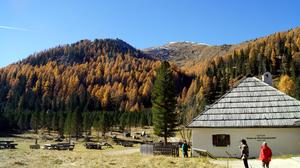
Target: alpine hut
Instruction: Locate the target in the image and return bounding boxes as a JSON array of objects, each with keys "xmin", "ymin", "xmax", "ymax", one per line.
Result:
[{"xmin": 187, "ymin": 72, "xmax": 300, "ymax": 157}]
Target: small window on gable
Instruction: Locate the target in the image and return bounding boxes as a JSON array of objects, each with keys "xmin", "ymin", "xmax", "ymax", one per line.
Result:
[{"xmin": 212, "ymin": 134, "xmax": 230, "ymax": 147}]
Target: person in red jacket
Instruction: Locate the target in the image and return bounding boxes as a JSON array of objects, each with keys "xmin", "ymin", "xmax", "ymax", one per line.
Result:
[{"xmin": 259, "ymin": 142, "xmax": 272, "ymax": 168}]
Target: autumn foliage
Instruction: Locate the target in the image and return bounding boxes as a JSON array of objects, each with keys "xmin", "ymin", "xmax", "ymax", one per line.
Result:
[
  {"xmin": 2, "ymin": 27, "xmax": 300, "ymax": 133},
  {"xmin": 278, "ymin": 75, "xmax": 295, "ymax": 96},
  {"xmin": 178, "ymin": 27, "xmax": 300, "ymax": 123},
  {"xmin": 0, "ymin": 39, "xmax": 191, "ymax": 132}
]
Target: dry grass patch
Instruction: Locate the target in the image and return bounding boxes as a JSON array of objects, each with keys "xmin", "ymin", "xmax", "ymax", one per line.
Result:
[{"xmin": 0, "ymin": 136, "xmax": 222, "ymax": 168}]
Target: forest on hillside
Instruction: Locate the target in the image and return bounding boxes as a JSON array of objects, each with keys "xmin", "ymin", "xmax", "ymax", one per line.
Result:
[
  {"xmin": 0, "ymin": 39, "xmax": 192, "ymax": 133},
  {"xmin": 1, "ymin": 27, "xmax": 300, "ymax": 134},
  {"xmin": 179, "ymin": 27, "xmax": 300, "ymax": 123}
]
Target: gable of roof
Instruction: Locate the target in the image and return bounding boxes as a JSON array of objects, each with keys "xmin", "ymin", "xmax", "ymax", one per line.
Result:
[{"xmin": 187, "ymin": 77, "xmax": 300, "ymax": 128}]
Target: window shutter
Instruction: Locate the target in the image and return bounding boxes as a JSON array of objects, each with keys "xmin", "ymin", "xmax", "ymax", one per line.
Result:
[
  {"xmin": 225, "ymin": 135, "xmax": 230, "ymax": 146},
  {"xmin": 212, "ymin": 135, "xmax": 217, "ymax": 146}
]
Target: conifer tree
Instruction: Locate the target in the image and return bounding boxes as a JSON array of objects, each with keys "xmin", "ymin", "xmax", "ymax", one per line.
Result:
[
  {"xmin": 99, "ymin": 111, "xmax": 110, "ymax": 137},
  {"xmin": 45, "ymin": 110, "xmax": 52, "ymax": 135},
  {"xmin": 72, "ymin": 108, "xmax": 83, "ymax": 140},
  {"xmin": 58, "ymin": 112, "xmax": 65, "ymax": 136},
  {"xmin": 294, "ymin": 78, "xmax": 300, "ymax": 100},
  {"xmin": 64, "ymin": 111, "xmax": 73, "ymax": 142},
  {"xmin": 17, "ymin": 112, "xmax": 26, "ymax": 131},
  {"xmin": 51, "ymin": 111, "xmax": 58, "ymax": 132},
  {"xmin": 151, "ymin": 61, "xmax": 178, "ymax": 145},
  {"xmin": 93, "ymin": 111, "xmax": 110, "ymax": 137},
  {"xmin": 40, "ymin": 111, "xmax": 46, "ymax": 129},
  {"xmin": 30, "ymin": 110, "xmax": 40, "ymax": 134},
  {"xmin": 82, "ymin": 112, "xmax": 92, "ymax": 136}
]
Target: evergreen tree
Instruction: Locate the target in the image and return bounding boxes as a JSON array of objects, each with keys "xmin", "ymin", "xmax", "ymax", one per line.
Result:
[
  {"xmin": 120, "ymin": 112, "xmax": 128, "ymax": 130},
  {"xmin": 64, "ymin": 111, "xmax": 73, "ymax": 142},
  {"xmin": 40, "ymin": 110, "xmax": 47, "ymax": 129},
  {"xmin": 93, "ymin": 112, "xmax": 101, "ymax": 141},
  {"xmin": 281, "ymin": 55, "xmax": 289, "ymax": 75},
  {"xmin": 0, "ymin": 113, "xmax": 9, "ymax": 132},
  {"xmin": 17, "ymin": 112, "xmax": 26, "ymax": 131},
  {"xmin": 72, "ymin": 108, "xmax": 83, "ymax": 140},
  {"xmin": 100, "ymin": 111, "xmax": 110, "ymax": 137},
  {"xmin": 151, "ymin": 61, "xmax": 178, "ymax": 145},
  {"xmin": 294, "ymin": 77, "xmax": 300, "ymax": 100},
  {"xmin": 82, "ymin": 112, "xmax": 92, "ymax": 136},
  {"xmin": 248, "ymin": 48, "xmax": 258, "ymax": 75},
  {"xmin": 45, "ymin": 110, "xmax": 52, "ymax": 135},
  {"xmin": 30, "ymin": 110, "xmax": 40, "ymax": 133},
  {"xmin": 51, "ymin": 111, "xmax": 58, "ymax": 132},
  {"xmin": 58, "ymin": 112, "xmax": 65, "ymax": 136},
  {"xmin": 258, "ymin": 55, "xmax": 267, "ymax": 75}
]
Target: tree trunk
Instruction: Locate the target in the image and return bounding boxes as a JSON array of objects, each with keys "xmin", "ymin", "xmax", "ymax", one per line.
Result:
[
  {"xmin": 164, "ymin": 123, "xmax": 168, "ymax": 146},
  {"xmin": 76, "ymin": 130, "xmax": 79, "ymax": 141},
  {"xmin": 164, "ymin": 136, "xmax": 167, "ymax": 146},
  {"xmin": 35, "ymin": 123, "xmax": 38, "ymax": 134}
]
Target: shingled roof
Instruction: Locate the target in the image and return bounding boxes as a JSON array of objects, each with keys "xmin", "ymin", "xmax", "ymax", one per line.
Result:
[{"xmin": 187, "ymin": 77, "xmax": 300, "ymax": 128}]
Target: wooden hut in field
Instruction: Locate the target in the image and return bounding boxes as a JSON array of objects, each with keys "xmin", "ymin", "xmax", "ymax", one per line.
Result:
[{"xmin": 187, "ymin": 72, "xmax": 300, "ymax": 157}]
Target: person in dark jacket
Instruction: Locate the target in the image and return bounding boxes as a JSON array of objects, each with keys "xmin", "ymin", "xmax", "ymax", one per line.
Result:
[
  {"xmin": 182, "ymin": 140, "xmax": 188, "ymax": 157},
  {"xmin": 240, "ymin": 139, "xmax": 249, "ymax": 168},
  {"xmin": 259, "ymin": 142, "xmax": 272, "ymax": 168}
]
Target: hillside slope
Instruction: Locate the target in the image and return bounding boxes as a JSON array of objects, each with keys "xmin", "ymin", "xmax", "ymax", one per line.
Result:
[
  {"xmin": 0, "ymin": 39, "xmax": 192, "ymax": 131},
  {"xmin": 178, "ymin": 27, "xmax": 300, "ymax": 123},
  {"xmin": 144, "ymin": 42, "xmax": 229, "ymax": 63},
  {"xmin": 144, "ymin": 42, "xmax": 241, "ymax": 73},
  {"xmin": 1, "ymin": 27, "xmax": 300, "ymax": 131}
]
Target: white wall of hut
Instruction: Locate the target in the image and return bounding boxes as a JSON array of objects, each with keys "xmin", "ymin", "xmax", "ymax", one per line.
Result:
[{"xmin": 191, "ymin": 127, "xmax": 300, "ymax": 157}]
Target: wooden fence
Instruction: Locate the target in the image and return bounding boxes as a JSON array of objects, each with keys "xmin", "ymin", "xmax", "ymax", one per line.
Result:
[
  {"xmin": 140, "ymin": 144, "xmax": 153, "ymax": 155},
  {"xmin": 140, "ymin": 143, "xmax": 179, "ymax": 157}
]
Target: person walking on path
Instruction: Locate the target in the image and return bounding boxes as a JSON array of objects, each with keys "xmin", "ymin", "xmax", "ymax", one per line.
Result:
[
  {"xmin": 240, "ymin": 139, "xmax": 249, "ymax": 168},
  {"xmin": 182, "ymin": 140, "xmax": 188, "ymax": 158},
  {"xmin": 259, "ymin": 142, "xmax": 272, "ymax": 168}
]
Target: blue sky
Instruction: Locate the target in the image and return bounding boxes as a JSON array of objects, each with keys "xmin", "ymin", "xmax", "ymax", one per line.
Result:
[{"xmin": 1, "ymin": 0, "xmax": 299, "ymax": 67}]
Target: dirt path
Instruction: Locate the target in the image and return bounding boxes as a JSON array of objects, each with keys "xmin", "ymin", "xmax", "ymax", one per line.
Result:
[
  {"xmin": 212, "ymin": 157, "xmax": 300, "ymax": 168},
  {"xmin": 103, "ymin": 148, "xmax": 139, "ymax": 156}
]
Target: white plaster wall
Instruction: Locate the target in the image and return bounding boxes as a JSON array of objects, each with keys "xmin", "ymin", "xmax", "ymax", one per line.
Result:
[{"xmin": 191, "ymin": 128, "xmax": 300, "ymax": 158}]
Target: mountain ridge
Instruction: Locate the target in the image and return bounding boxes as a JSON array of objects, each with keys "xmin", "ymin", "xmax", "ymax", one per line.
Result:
[
  {"xmin": 7, "ymin": 26, "xmax": 300, "ymax": 71},
  {"xmin": 1, "ymin": 26, "xmax": 300, "ymax": 132},
  {"xmin": 16, "ymin": 38, "xmax": 151, "ymax": 67}
]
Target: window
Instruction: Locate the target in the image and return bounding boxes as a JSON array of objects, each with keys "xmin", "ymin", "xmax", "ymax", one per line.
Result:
[{"xmin": 212, "ymin": 134, "xmax": 230, "ymax": 147}]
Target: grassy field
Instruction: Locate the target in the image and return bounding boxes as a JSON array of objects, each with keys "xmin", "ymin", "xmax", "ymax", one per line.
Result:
[{"xmin": 0, "ymin": 135, "xmax": 222, "ymax": 168}]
